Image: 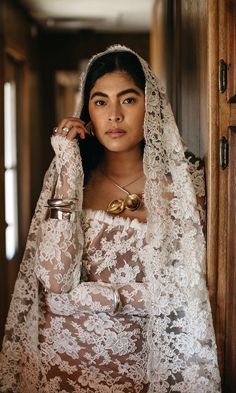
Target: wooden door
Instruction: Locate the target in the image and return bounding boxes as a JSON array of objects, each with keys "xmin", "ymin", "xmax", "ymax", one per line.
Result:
[
  {"xmin": 208, "ymin": 0, "xmax": 236, "ymax": 391},
  {"xmin": 224, "ymin": 125, "xmax": 236, "ymax": 391}
]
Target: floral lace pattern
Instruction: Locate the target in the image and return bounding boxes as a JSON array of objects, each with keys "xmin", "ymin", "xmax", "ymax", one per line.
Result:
[
  {"xmin": 51, "ymin": 135, "xmax": 84, "ymax": 200},
  {"xmin": 0, "ymin": 45, "xmax": 221, "ymax": 393},
  {"xmin": 38, "ymin": 210, "xmax": 149, "ymax": 392}
]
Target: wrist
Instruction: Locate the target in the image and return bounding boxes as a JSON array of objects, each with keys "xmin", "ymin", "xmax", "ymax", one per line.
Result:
[
  {"xmin": 48, "ymin": 198, "xmax": 77, "ymax": 208},
  {"xmin": 49, "ymin": 208, "xmax": 77, "ymax": 222},
  {"xmin": 47, "ymin": 199, "xmax": 78, "ymax": 222}
]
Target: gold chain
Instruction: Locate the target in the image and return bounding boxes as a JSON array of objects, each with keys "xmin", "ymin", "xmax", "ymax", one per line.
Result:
[{"xmin": 102, "ymin": 172, "xmax": 144, "ymax": 196}]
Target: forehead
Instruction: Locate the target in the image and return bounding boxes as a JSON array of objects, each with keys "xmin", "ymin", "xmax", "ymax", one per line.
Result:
[{"xmin": 90, "ymin": 71, "xmax": 139, "ymax": 92}]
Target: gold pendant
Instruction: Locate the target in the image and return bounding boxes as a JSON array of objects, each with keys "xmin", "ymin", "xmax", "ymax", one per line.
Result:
[
  {"xmin": 125, "ymin": 194, "xmax": 141, "ymax": 211},
  {"xmin": 106, "ymin": 194, "xmax": 142, "ymax": 215},
  {"xmin": 107, "ymin": 199, "xmax": 126, "ymax": 214}
]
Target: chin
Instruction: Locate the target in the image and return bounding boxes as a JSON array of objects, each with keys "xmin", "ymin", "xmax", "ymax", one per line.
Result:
[
  {"xmin": 105, "ymin": 143, "xmax": 141, "ymax": 154},
  {"xmin": 104, "ymin": 145, "xmax": 126, "ymax": 153},
  {"xmin": 98, "ymin": 137, "xmax": 143, "ymax": 154}
]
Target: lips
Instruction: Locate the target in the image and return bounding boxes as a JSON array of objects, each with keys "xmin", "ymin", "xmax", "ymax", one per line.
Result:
[{"xmin": 105, "ymin": 128, "xmax": 126, "ymax": 138}]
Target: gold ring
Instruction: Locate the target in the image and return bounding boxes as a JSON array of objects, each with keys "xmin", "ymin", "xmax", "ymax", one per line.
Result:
[{"xmin": 62, "ymin": 126, "xmax": 70, "ymax": 134}]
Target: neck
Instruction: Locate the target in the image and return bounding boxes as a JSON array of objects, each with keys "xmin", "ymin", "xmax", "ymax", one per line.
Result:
[{"xmin": 101, "ymin": 149, "xmax": 143, "ymax": 179}]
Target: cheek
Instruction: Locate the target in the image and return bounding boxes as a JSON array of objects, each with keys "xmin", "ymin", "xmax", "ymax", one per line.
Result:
[
  {"xmin": 90, "ymin": 114, "xmax": 104, "ymax": 133},
  {"xmin": 88, "ymin": 106, "xmax": 101, "ymax": 129},
  {"xmin": 89, "ymin": 114, "xmax": 107, "ymax": 140},
  {"xmin": 88, "ymin": 103, "xmax": 94, "ymax": 122}
]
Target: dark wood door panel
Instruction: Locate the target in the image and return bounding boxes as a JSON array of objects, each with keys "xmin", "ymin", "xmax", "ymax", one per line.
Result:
[
  {"xmin": 227, "ymin": 0, "xmax": 236, "ymax": 102},
  {"xmin": 224, "ymin": 126, "xmax": 236, "ymax": 392}
]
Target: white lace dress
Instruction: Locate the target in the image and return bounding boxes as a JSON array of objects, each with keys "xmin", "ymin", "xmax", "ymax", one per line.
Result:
[{"xmin": 38, "ymin": 209, "xmax": 150, "ymax": 393}]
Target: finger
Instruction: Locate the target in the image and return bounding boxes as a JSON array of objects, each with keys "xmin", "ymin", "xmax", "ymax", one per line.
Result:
[
  {"xmin": 65, "ymin": 127, "xmax": 79, "ymax": 141},
  {"xmin": 68, "ymin": 116, "xmax": 85, "ymax": 124},
  {"xmin": 66, "ymin": 124, "xmax": 88, "ymax": 141},
  {"xmin": 57, "ymin": 118, "xmax": 86, "ymax": 134},
  {"xmin": 59, "ymin": 116, "xmax": 85, "ymax": 125},
  {"xmin": 60, "ymin": 124, "xmax": 87, "ymax": 139},
  {"xmin": 68, "ymin": 125, "xmax": 88, "ymax": 140},
  {"xmin": 62, "ymin": 117, "xmax": 85, "ymax": 127},
  {"xmin": 57, "ymin": 118, "xmax": 71, "ymax": 133},
  {"xmin": 53, "ymin": 124, "xmax": 75, "ymax": 139}
]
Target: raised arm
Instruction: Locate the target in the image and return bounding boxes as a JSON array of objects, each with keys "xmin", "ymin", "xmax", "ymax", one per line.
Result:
[{"xmin": 34, "ymin": 119, "xmax": 87, "ymax": 293}]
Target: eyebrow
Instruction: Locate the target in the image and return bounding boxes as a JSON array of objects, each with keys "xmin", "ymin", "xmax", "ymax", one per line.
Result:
[{"xmin": 90, "ymin": 88, "xmax": 142, "ymax": 100}]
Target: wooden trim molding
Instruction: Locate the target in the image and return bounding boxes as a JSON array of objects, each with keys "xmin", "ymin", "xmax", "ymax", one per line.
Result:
[
  {"xmin": 207, "ymin": 0, "xmax": 220, "ymax": 324},
  {"xmin": 4, "ymin": 46, "xmax": 26, "ymax": 62},
  {"xmin": 226, "ymin": 0, "xmax": 236, "ymax": 102},
  {"xmin": 224, "ymin": 125, "xmax": 236, "ymax": 392}
]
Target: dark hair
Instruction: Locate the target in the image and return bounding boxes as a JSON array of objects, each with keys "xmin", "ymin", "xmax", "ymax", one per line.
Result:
[{"xmin": 79, "ymin": 50, "xmax": 146, "ymax": 184}]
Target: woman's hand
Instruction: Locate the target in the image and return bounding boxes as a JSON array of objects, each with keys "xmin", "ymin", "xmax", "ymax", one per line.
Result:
[
  {"xmin": 51, "ymin": 117, "xmax": 86, "ymax": 200},
  {"xmin": 54, "ymin": 116, "xmax": 89, "ymax": 140}
]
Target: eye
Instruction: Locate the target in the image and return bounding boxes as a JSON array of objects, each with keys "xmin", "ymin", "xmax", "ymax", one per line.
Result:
[
  {"xmin": 94, "ymin": 99, "xmax": 106, "ymax": 106},
  {"xmin": 123, "ymin": 97, "xmax": 136, "ymax": 104}
]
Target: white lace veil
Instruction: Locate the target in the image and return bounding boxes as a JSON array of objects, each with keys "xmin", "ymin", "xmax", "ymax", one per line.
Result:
[{"xmin": 0, "ymin": 45, "xmax": 221, "ymax": 392}]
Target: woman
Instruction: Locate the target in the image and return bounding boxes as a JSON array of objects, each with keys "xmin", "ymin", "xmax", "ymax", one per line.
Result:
[{"xmin": 0, "ymin": 45, "xmax": 221, "ymax": 392}]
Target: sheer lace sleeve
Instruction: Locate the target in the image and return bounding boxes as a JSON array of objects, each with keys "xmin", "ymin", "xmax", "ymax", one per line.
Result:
[
  {"xmin": 51, "ymin": 135, "xmax": 83, "ymax": 199},
  {"xmin": 34, "ymin": 135, "xmax": 84, "ymax": 293},
  {"xmin": 35, "ymin": 219, "xmax": 83, "ymax": 293},
  {"xmin": 45, "ymin": 282, "xmax": 148, "ymax": 316}
]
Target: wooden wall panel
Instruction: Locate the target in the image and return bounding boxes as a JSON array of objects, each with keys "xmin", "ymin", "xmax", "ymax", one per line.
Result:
[
  {"xmin": 209, "ymin": 0, "xmax": 236, "ymax": 389},
  {"xmin": 226, "ymin": 0, "xmax": 236, "ymax": 102},
  {"xmin": 224, "ymin": 126, "xmax": 236, "ymax": 392},
  {"xmin": 150, "ymin": 0, "xmax": 169, "ymax": 91},
  {"xmin": 207, "ymin": 0, "xmax": 220, "ymax": 342},
  {"xmin": 0, "ymin": 0, "xmax": 42, "ymax": 345},
  {"xmin": 2, "ymin": 0, "xmax": 31, "ymax": 56}
]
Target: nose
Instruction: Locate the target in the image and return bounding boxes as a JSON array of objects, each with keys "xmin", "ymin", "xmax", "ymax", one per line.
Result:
[{"xmin": 108, "ymin": 103, "xmax": 123, "ymax": 122}]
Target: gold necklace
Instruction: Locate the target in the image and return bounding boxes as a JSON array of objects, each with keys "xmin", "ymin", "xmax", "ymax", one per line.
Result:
[{"xmin": 103, "ymin": 173, "xmax": 144, "ymax": 215}]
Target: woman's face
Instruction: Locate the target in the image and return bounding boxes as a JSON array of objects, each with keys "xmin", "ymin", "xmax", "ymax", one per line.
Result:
[{"xmin": 88, "ymin": 71, "xmax": 145, "ymax": 153}]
